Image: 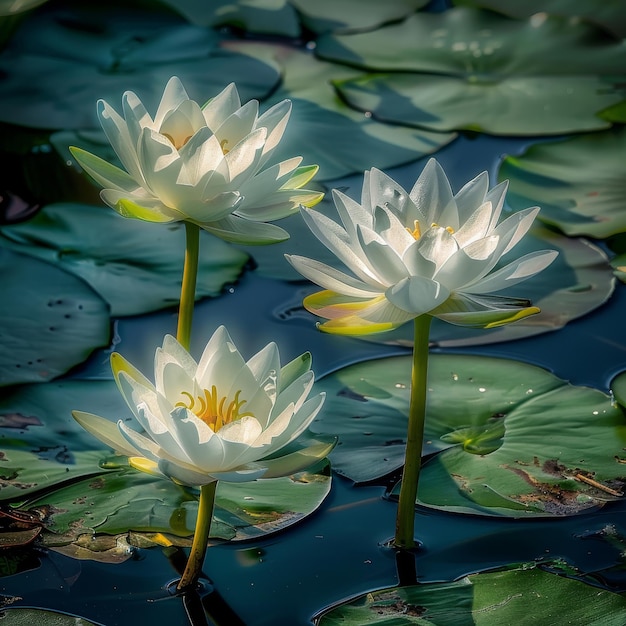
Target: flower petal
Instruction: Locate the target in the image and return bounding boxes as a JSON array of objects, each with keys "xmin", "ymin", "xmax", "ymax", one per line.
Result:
[
  {"xmin": 385, "ymin": 275, "xmax": 450, "ymax": 315},
  {"xmin": 72, "ymin": 411, "xmax": 141, "ymax": 457},
  {"xmin": 468, "ymin": 250, "xmax": 559, "ymax": 294},
  {"xmin": 285, "ymin": 255, "xmax": 382, "ymax": 298}
]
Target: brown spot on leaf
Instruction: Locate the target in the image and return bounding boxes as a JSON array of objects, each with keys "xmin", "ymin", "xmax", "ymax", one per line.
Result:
[{"xmin": 0, "ymin": 413, "xmax": 42, "ymax": 429}]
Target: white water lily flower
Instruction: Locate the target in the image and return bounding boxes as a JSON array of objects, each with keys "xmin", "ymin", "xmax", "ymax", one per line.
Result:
[
  {"xmin": 286, "ymin": 159, "xmax": 558, "ymax": 334},
  {"xmin": 73, "ymin": 327, "xmax": 331, "ymax": 486},
  {"xmin": 70, "ymin": 76, "xmax": 323, "ymax": 244}
]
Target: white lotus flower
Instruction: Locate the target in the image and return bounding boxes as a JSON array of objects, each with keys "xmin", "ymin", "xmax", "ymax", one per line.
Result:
[
  {"xmin": 286, "ymin": 159, "xmax": 558, "ymax": 334},
  {"xmin": 70, "ymin": 76, "xmax": 323, "ymax": 244},
  {"xmin": 73, "ymin": 327, "xmax": 330, "ymax": 486}
]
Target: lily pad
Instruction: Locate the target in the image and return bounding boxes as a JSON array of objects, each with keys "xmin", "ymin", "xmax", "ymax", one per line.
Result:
[
  {"xmin": 0, "ymin": 378, "xmax": 332, "ymax": 550},
  {"xmin": 289, "ymin": 0, "xmax": 429, "ymax": 35},
  {"xmin": 0, "ymin": 607, "xmax": 101, "ymax": 625},
  {"xmin": 315, "ymin": 562, "xmax": 626, "ymax": 625},
  {"xmin": 158, "ymin": 0, "xmax": 428, "ymax": 36},
  {"xmin": 334, "ymin": 72, "xmax": 621, "ymax": 135},
  {"xmin": 316, "ymin": 8, "xmax": 626, "ymax": 76},
  {"xmin": 321, "ymin": 8, "xmax": 626, "ymax": 136},
  {"xmin": 156, "ymin": 0, "xmax": 300, "ymax": 37},
  {"xmin": 0, "ymin": 248, "xmax": 110, "ymax": 387},
  {"xmin": 0, "ymin": 3, "xmax": 281, "ymax": 129},
  {"xmin": 312, "ymin": 354, "xmax": 626, "ymax": 516},
  {"xmin": 0, "ymin": 203, "xmax": 250, "ymax": 317},
  {"xmin": 453, "ymin": 0, "xmax": 626, "ymax": 39},
  {"xmin": 223, "ymin": 41, "xmax": 456, "ymax": 181},
  {"xmin": 499, "ymin": 127, "xmax": 626, "ymax": 239}
]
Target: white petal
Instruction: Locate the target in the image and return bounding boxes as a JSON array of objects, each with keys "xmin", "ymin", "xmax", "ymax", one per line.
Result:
[
  {"xmin": 467, "ymin": 250, "xmax": 559, "ymax": 294},
  {"xmin": 154, "ymin": 76, "xmax": 190, "ymax": 128},
  {"xmin": 408, "ymin": 159, "xmax": 454, "ymax": 226},
  {"xmin": 356, "ymin": 225, "xmax": 409, "ymax": 285},
  {"xmin": 285, "ymin": 255, "xmax": 383, "ymax": 298},
  {"xmin": 453, "ymin": 201, "xmax": 496, "ymax": 248},
  {"xmin": 202, "ymin": 83, "xmax": 241, "ymax": 129},
  {"xmin": 494, "ymin": 207, "xmax": 541, "ymax": 256},
  {"xmin": 200, "ymin": 215, "xmax": 290, "ymax": 244},
  {"xmin": 218, "ymin": 415, "xmax": 263, "ymax": 444},
  {"xmin": 299, "ymin": 207, "xmax": 382, "ymax": 285},
  {"xmin": 385, "ymin": 276, "xmax": 450, "ymax": 314}
]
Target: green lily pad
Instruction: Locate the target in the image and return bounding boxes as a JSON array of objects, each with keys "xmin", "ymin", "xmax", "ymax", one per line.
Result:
[
  {"xmin": 289, "ymin": 0, "xmax": 429, "ymax": 35},
  {"xmin": 312, "ymin": 354, "xmax": 626, "ymax": 516},
  {"xmin": 157, "ymin": 0, "xmax": 300, "ymax": 37},
  {"xmin": 0, "ymin": 249, "xmax": 110, "ymax": 387},
  {"xmin": 317, "ymin": 8, "xmax": 626, "ymax": 76},
  {"xmin": 500, "ymin": 127, "xmax": 626, "ymax": 238},
  {"xmin": 223, "ymin": 41, "xmax": 456, "ymax": 181},
  {"xmin": 334, "ymin": 72, "xmax": 621, "ymax": 135},
  {"xmin": 0, "ymin": 607, "xmax": 101, "ymax": 625},
  {"xmin": 0, "ymin": 378, "xmax": 332, "ymax": 550},
  {"xmin": 453, "ymin": 0, "xmax": 626, "ymax": 39},
  {"xmin": 0, "ymin": 203, "xmax": 250, "ymax": 317},
  {"xmin": 158, "ymin": 0, "xmax": 428, "ymax": 37},
  {"xmin": 315, "ymin": 563, "xmax": 626, "ymax": 625},
  {"xmin": 0, "ymin": 3, "xmax": 281, "ymax": 129},
  {"xmin": 321, "ymin": 8, "xmax": 626, "ymax": 136}
]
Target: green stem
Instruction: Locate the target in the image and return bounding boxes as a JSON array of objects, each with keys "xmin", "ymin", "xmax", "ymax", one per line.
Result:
[
  {"xmin": 178, "ymin": 481, "xmax": 218, "ymax": 591},
  {"xmin": 176, "ymin": 222, "xmax": 200, "ymax": 350},
  {"xmin": 394, "ymin": 314, "xmax": 432, "ymax": 550}
]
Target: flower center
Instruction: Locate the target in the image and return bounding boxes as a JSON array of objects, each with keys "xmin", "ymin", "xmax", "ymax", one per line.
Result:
[
  {"xmin": 220, "ymin": 139, "xmax": 230, "ymax": 154},
  {"xmin": 176, "ymin": 386, "xmax": 253, "ymax": 431},
  {"xmin": 162, "ymin": 133, "xmax": 193, "ymax": 150},
  {"xmin": 406, "ymin": 220, "xmax": 455, "ymax": 240}
]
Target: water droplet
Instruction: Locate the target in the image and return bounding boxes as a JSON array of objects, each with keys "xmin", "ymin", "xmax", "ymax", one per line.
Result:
[
  {"xmin": 451, "ymin": 373, "xmax": 459, "ymax": 381},
  {"xmin": 394, "ymin": 383, "xmax": 406, "ymax": 389},
  {"xmin": 243, "ymin": 496, "xmax": 254, "ymax": 501},
  {"xmin": 526, "ymin": 388, "xmax": 533, "ymax": 395},
  {"xmin": 478, "ymin": 387, "xmax": 486, "ymax": 393}
]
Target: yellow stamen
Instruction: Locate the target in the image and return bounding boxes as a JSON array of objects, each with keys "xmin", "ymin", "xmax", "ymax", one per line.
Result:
[
  {"xmin": 406, "ymin": 220, "xmax": 422, "ymax": 240},
  {"xmin": 175, "ymin": 386, "xmax": 253, "ymax": 431},
  {"xmin": 431, "ymin": 222, "xmax": 455, "ymax": 234},
  {"xmin": 162, "ymin": 133, "xmax": 193, "ymax": 150},
  {"xmin": 220, "ymin": 139, "xmax": 230, "ymax": 154}
]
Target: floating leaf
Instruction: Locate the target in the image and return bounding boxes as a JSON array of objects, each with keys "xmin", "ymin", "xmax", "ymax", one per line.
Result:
[
  {"xmin": 0, "ymin": 3, "xmax": 280, "ymax": 129},
  {"xmin": 157, "ymin": 0, "xmax": 300, "ymax": 36},
  {"xmin": 500, "ymin": 127, "xmax": 626, "ymax": 238},
  {"xmin": 334, "ymin": 72, "xmax": 621, "ymax": 135},
  {"xmin": 0, "ymin": 378, "xmax": 332, "ymax": 551},
  {"xmin": 312, "ymin": 354, "xmax": 626, "ymax": 516},
  {"xmin": 0, "ymin": 203, "xmax": 250, "ymax": 316},
  {"xmin": 321, "ymin": 8, "xmax": 626, "ymax": 136},
  {"xmin": 0, "ymin": 249, "xmax": 110, "ymax": 387},
  {"xmin": 453, "ymin": 0, "xmax": 626, "ymax": 39},
  {"xmin": 0, "ymin": 607, "xmax": 101, "ymax": 625},
  {"xmin": 317, "ymin": 8, "xmax": 626, "ymax": 76},
  {"xmin": 157, "ymin": 0, "xmax": 428, "ymax": 36},
  {"xmin": 315, "ymin": 563, "xmax": 626, "ymax": 625},
  {"xmin": 223, "ymin": 41, "xmax": 455, "ymax": 181},
  {"xmin": 290, "ymin": 0, "xmax": 428, "ymax": 35}
]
